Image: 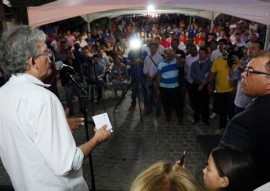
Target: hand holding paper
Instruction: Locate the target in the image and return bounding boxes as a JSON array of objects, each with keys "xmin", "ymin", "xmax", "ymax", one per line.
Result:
[{"xmin": 92, "ymin": 113, "xmax": 113, "ymax": 132}]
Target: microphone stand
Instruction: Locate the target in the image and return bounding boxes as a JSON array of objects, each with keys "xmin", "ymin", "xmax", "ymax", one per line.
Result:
[
  {"xmin": 67, "ymin": 72, "xmax": 96, "ymax": 191},
  {"xmin": 113, "ymin": 60, "xmax": 144, "ymax": 123}
]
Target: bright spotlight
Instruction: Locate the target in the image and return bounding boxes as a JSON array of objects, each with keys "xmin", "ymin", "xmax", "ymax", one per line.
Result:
[
  {"xmin": 148, "ymin": 5, "xmax": 154, "ymax": 12},
  {"xmin": 129, "ymin": 38, "xmax": 142, "ymax": 50}
]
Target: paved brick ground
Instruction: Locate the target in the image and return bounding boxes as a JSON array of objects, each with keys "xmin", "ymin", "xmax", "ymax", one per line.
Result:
[{"xmin": 0, "ymin": 82, "xmax": 220, "ymax": 191}]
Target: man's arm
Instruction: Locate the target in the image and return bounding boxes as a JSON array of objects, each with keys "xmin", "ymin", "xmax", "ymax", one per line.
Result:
[
  {"xmin": 156, "ymin": 74, "xmax": 161, "ymax": 96},
  {"xmin": 206, "ymin": 72, "xmax": 216, "ymax": 94},
  {"xmin": 65, "ymin": 108, "xmax": 84, "ymax": 133},
  {"xmin": 97, "ymin": 64, "xmax": 105, "ymax": 79},
  {"xmin": 79, "ymin": 125, "xmax": 111, "ymax": 157}
]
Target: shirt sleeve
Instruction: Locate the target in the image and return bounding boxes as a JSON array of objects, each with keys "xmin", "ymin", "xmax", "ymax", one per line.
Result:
[
  {"xmin": 157, "ymin": 62, "xmax": 163, "ymax": 75},
  {"xmin": 228, "ymin": 67, "xmax": 241, "ymax": 80}
]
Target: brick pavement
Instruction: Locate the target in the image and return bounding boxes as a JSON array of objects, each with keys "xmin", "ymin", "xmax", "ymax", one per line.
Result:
[{"xmin": 0, "ymin": 84, "xmax": 220, "ymax": 191}]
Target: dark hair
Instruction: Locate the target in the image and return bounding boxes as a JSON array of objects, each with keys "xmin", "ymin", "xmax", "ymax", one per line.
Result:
[
  {"xmin": 149, "ymin": 42, "xmax": 158, "ymax": 48},
  {"xmin": 113, "ymin": 55, "xmax": 122, "ymax": 62},
  {"xmin": 189, "ymin": 44, "xmax": 197, "ymax": 49},
  {"xmin": 74, "ymin": 43, "xmax": 80, "ymax": 50},
  {"xmin": 65, "ymin": 47, "xmax": 72, "ymax": 54},
  {"xmin": 93, "ymin": 54, "xmax": 99, "ymax": 58},
  {"xmin": 218, "ymin": 39, "xmax": 227, "ymax": 44},
  {"xmin": 251, "ymin": 40, "xmax": 264, "ymax": 50},
  {"xmin": 199, "ymin": 47, "xmax": 208, "ymax": 54},
  {"xmin": 171, "ymin": 38, "xmax": 180, "ymax": 45},
  {"xmin": 254, "ymin": 51, "xmax": 270, "ymax": 73},
  {"xmin": 209, "ymin": 39, "xmax": 218, "ymax": 46},
  {"xmin": 211, "ymin": 146, "xmax": 255, "ymax": 191}
]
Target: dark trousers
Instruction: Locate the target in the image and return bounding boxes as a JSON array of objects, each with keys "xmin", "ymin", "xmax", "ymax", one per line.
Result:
[
  {"xmin": 64, "ymin": 83, "xmax": 82, "ymax": 113},
  {"xmin": 212, "ymin": 92, "xmax": 219, "ymax": 114},
  {"xmin": 216, "ymin": 92, "xmax": 235, "ymax": 129},
  {"xmin": 131, "ymin": 77, "xmax": 148, "ymax": 107},
  {"xmin": 185, "ymin": 80, "xmax": 195, "ymax": 110},
  {"xmin": 192, "ymin": 83, "xmax": 210, "ymax": 122},
  {"xmin": 160, "ymin": 86, "xmax": 181, "ymax": 118},
  {"xmin": 178, "ymin": 84, "xmax": 185, "ymax": 119},
  {"xmin": 89, "ymin": 79, "xmax": 104, "ymax": 100}
]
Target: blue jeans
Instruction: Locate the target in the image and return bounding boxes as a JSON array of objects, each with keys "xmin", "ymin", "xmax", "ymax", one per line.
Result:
[{"xmin": 131, "ymin": 77, "xmax": 148, "ymax": 107}]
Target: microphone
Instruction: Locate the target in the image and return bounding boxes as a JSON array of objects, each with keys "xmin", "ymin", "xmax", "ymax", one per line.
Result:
[{"xmin": 54, "ymin": 61, "xmax": 74, "ymax": 71}]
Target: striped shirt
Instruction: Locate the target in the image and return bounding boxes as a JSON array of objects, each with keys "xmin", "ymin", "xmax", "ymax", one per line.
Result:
[{"xmin": 157, "ymin": 58, "xmax": 179, "ymax": 88}]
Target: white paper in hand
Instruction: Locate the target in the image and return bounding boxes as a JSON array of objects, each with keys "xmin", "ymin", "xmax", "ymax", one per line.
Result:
[{"xmin": 92, "ymin": 113, "xmax": 113, "ymax": 132}]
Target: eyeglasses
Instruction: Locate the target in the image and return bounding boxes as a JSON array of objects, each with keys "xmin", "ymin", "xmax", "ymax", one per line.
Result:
[
  {"xmin": 243, "ymin": 67, "xmax": 270, "ymax": 77},
  {"xmin": 34, "ymin": 48, "xmax": 54, "ymax": 61}
]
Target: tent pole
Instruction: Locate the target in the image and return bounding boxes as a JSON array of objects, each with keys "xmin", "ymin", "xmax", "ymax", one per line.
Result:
[
  {"xmin": 211, "ymin": 12, "xmax": 214, "ymax": 30},
  {"xmin": 87, "ymin": 14, "xmax": 91, "ymax": 32},
  {"xmin": 264, "ymin": 25, "xmax": 270, "ymax": 51}
]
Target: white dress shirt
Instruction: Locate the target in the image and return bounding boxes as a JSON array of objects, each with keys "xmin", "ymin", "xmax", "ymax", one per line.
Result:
[
  {"xmin": 185, "ymin": 54, "xmax": 199, "ymax": 83},
  {"xmin": 144, "ymin": 53, "xmax": 164, "ymax": 77},
  {"xmin": 254, "ymin": 182, "xmax": 270, "ymax": 191},
  {"xmin": 0, "ymin": 74, "xmax": 87, "ymax": 191}
]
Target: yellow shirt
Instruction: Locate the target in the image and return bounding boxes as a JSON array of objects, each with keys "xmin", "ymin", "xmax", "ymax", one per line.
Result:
[{"xmin": 211, "ymin": 57, "xmax": 236, "ymax": 93}]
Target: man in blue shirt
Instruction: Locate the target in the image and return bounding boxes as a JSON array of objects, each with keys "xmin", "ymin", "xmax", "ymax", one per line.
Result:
[
  {"xmin": 127, "ymin": 48, "xmax": 148, "ymax": 112},
  {"xmin": 190, "ymin": 47, "xmax": 212, "ymax": 125},
  {"xmin": 157, "ymin": 48, "xmax": 181, "ymax": 124}
]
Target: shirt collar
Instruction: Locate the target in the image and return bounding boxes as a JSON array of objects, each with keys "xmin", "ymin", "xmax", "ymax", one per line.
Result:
[
  {"xmin": 13, "ymin": 73, "xmax": 51, "ymax": 88},
  {"xmin": 199, "ymin": 59, "xmax": 206, "ymax": 64}
]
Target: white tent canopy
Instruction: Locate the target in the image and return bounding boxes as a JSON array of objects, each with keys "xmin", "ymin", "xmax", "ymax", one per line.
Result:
[
  {"xmin": 27, "ymin": 0, "xmax": 270, "ymax": 27},
  {"xmin": 79, "ymin": 8, "xmax": 219, "ymax": 24}
]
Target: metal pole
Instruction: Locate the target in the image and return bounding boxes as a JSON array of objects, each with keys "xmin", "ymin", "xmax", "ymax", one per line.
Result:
[
  {"xmin": 264, "ymin": 25, "xmax": 270, "ymax": 51},
  {"xmin": 87, "ymin": 14, "xmax": 91, "ymax": 32}
]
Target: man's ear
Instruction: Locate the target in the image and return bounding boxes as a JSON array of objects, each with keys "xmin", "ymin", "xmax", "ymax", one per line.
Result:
[
  {"xmin": 26, "ymin": 57, "xmax": 33, "ymax": 70},
  {"xmin": 220, "ymin": 176, "xmax": 229, "ymax": 188},
  {"xmin": 31, "ymin": 57, "xmax": 35, "ymax": 66},
  {"xmin": 30, "ymin": 57, "xmax": 39, "ymax": 70}
]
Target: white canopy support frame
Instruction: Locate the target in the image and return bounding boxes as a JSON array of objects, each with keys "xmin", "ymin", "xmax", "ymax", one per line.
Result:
[
  {"xmin": 27, "ymin": 0, "xmax": 270, "ymax": 27},
  {"xmin": 27, "ymin": 0, "xmax": 270, "ymax": 49}
]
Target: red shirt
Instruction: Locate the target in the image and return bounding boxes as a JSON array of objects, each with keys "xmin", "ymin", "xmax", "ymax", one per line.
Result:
[
  {"xmin": 160, "ymin": 40, "xmax": 170, "ymax": 48},
  {"xmin": 194, "ymin": 36, "xmax": 205, "ymax": 45}
]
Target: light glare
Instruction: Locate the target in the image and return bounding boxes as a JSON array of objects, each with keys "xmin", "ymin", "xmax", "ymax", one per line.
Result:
[
  {"xmin": 129, "ymin": 38, "xmax": 142, "ymax": 50},
  {"xmin": 148, "ymin": 5, "xmax": 154, "ymax": 12}
]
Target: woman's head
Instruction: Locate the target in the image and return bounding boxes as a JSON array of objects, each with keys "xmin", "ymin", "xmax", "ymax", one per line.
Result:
[
  {"xmin": 113, "ymin": 56, "xmax": 122, "ymax": 65},
  {"xmin": 203, "ymin": 146, "xmax": 255, "ymax": 191},
  {"xmin": 130, "ymin": 161, "xmax": 202, "ymax": 191}
]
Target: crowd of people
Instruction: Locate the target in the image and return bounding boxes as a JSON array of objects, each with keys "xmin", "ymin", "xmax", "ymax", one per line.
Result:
[
  {"xmin": 0, "ymin": 13, "xmax": 270, "ymax": 190},
  {"xmin": 41, "ymin": 15, "xmax": 267, "ymax": 123}
]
